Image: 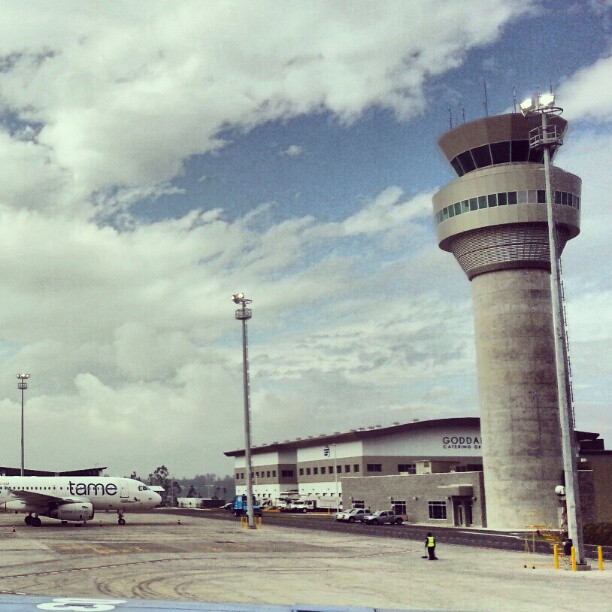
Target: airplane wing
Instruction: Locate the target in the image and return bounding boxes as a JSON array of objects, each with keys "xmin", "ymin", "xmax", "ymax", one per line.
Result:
[{"xmin": 9, "ymin": 489, "xmax": 86, "ymax": 505}]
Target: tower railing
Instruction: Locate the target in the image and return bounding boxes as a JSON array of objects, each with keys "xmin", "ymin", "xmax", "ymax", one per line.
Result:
[{"xmin": 529, "ymin": 125, "xmax": 563, "ymax": 149}]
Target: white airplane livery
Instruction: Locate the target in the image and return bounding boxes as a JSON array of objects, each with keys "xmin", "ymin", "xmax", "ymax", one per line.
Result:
[{"xmin": 0, "ymin": 476, "xmax": 162, "ymax": 526}]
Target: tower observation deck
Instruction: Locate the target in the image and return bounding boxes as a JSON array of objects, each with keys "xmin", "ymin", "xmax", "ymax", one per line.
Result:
[{"xmin": 432, "ymin": 113, "xmax": 581, "ymax": 530}]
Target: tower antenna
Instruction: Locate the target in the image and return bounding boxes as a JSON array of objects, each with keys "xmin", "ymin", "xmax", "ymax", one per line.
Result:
[{"xmin": 483, "ymin": 81, "xmax": 489, "ymax": 117}]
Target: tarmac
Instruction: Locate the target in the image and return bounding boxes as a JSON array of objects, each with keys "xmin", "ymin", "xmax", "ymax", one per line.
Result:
[{"xmin": 0, "ymin": 511, "xmax": 609, "ymax": 611}]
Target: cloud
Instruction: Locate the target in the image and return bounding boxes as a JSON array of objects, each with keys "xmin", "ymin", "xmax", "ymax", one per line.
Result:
[
  {"xmin": 553, "ymin": 127, "xmax": 612, "ymax": 444},
  {"xmin": 0, "ymin": 184, "xmax": 469, "ymax": 476},
  {"xmin": 0, "ymin": 0, "xmax": 532, "ymax": 206},
  {"xmin": 2, "ymin": 1, "xmax": 607, "ymax": 480},
  {"xmin": 281, "ymin": 145, "xmax": 303, "ymax": 157},
  {"xmin": 557, "ymin": 53, "xmax": 612, "ymax": 122}
]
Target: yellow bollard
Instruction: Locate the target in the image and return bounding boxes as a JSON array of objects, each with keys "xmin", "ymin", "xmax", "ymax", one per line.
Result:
[
  {"xmin": 598, "ymin": 546, "xmax": 604, "ymax": 571},
  {"xmin": 240, "ymin": 515, "xmax": 261, "ymax": 529},
  {"xmin": 553, "ymin": 544, "xmax": 559, "ymax": 569},
  {"xmin": 571, "ymin": 546, "xmax": 577, "ymax": 572}
]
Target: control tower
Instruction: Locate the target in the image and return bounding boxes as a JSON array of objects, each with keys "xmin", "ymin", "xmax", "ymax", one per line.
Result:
[{"xmin": 432, "ymin": 113, "xmax": 581, "ymax": 529}]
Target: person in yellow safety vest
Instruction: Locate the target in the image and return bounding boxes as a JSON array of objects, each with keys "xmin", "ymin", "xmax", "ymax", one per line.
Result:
[{"xmin": 425, "ymin": 532, "xmax": 437, "ymax": 560}]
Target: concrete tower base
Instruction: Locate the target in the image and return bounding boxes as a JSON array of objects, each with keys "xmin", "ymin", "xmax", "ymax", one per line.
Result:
[{"xmin": 472, "ymin": 268, "xmax": 563, "ymax": 530}]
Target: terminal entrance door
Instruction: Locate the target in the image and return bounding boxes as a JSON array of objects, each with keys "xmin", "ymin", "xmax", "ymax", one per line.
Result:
[{"xmin": 453, "ymin": 498, "xmax": 473, "ymax": 526}]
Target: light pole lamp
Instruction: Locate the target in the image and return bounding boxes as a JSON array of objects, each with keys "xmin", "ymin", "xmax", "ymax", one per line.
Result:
[
  {"xmin": 233, "ymin": 292, "xmax": 256, "ymax": 529},
  {"xmin": 16, "ymin": 374, "xmax": 30, "ymax": 477},
  {"xmin": 521, "ymin": 93, "xmax": 585, "ymax": 567}
]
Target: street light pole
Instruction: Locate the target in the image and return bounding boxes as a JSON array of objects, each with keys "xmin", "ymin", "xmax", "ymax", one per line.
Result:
[
  {"xmin": 233, "ymin": 293, "xmax": 256, "ymax": 529},
  {"xmin": 16, "ymin": 374, "xmax": 30, "ymax": 477},
  {"xmin": 521, "ymin": 93, "xmax": 586, "ymax": 567}
]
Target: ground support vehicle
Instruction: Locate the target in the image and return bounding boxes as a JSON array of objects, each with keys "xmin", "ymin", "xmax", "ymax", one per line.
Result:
[
  {"xmin": 232, "ymin": 495, "xmax": 263, "ymax": 517},
  {"xmin": 278, "ymin": 496, "xmax": 339, "ymax": 513},
  {"xmin": 363, "ymin": 510, "xmax": 404, "ymax": 525}
]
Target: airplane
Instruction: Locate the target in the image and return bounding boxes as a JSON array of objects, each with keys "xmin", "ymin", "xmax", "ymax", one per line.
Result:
[{"xmin": 0, "ymin": 475, "xmax": 162, "ymax": 526}]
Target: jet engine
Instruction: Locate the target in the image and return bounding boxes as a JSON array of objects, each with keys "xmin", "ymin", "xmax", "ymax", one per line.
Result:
[{"xmin": 48, "ymin": 502, "xmax": 94, "ymax": 521}]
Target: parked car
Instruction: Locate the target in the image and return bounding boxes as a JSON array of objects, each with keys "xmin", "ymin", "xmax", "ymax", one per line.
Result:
[
  {"xmin": 363, "ymin": 510, "xmax": 403, "ymax": 525},
  {"xmin": 335, "ymin": 507, "xmax": 372, "ymax": 523}
]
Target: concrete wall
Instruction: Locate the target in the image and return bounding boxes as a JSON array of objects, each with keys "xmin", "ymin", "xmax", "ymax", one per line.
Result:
[
  {"xmin": 363, "ymin": 426, "xmax": 482, "ymax": 457},
  {"xmin": 342, "ymin": 472, "xmax": 486, "ymax": 527},
  {"xmin": 298, "ymin": 441, "xmax": 363, "ymax": 461},
  {"xmin": 234, "ymin": 449, "xmax": 296, "ymax": 468},
  {"xmin": 472, "ymin": 268, "xmax": 563, "ymax": 529},
  {"xmin": 581, "ymin": 454, "xmax": 612, "ymax": 523}
]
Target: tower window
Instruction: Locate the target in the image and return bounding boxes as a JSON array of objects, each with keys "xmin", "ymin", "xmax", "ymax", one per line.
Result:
[
  {"xmin": 457, "ymin": 150, "xmax": 476, "ymax": 173},
  {"xmin": 472, "ymin": 144, "xmax": 493, "ymax": 168},
  {"xmin": 490, "ymin": 140, "xmax": 510, "ymax": 164}
]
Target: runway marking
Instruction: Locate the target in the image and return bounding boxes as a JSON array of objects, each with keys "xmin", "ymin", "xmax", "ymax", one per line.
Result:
[{"xmin": 0, "ymin": 557, "xmax": 189, "ymax": 580}]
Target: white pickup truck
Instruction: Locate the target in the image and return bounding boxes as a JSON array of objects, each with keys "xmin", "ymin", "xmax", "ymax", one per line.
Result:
[{"xmin": 335, "ymin": 507, "xmax": 372, "ymax": 523}]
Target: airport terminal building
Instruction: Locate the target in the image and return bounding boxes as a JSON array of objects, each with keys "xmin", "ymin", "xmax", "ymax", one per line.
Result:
[{"xmin": 225, "ymin": 417, "xmax": 611, "ymax": 529}]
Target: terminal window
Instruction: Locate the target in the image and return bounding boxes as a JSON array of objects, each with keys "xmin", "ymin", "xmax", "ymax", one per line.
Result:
[
  {"xmin": 299, "ymin": 468, "xmax": 304, "ymax": 475},
  {"xmin": 393, "ymin": 501, "xmax": 407, "ymax": 515},
  {"xmin": 353, "ymin": 500, "xmax": 365, "ymax": 509},
  {"xmin": 321, "ymin": 467, "xmax": 326, "ymax": 474},
  {"xmin": 345, "ymin": 465, "xmax": 351, "ymax": 472},
  {"xmin": 367, "ymin": 464, "xmax": 382, "ymax": 472},
  {"xmin": 398, "ymin": 463, "xmax": 416, "ymax": 474},
  {"xmin": 281, "ymin": 470, "xmax": 294, "ymax": 478},
  {"xmin": 306, "ymin": 468, "xmax": 311, "ymax": 475},
  {"xmin": 313, "ymin": 467, "xmax": 319, "ymax": 475},
  {"xmin": 354, "ymin": 464, "xmax": 360, "ymax": 472},
  {"xmin": 428, "ymin": 501, "xmax": 447, "ymax": 520}
]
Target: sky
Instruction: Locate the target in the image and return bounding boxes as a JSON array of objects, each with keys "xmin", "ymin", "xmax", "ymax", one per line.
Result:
[{"xmin": 0, "ymin": 0, "xmax": 609, "ymax": 479}]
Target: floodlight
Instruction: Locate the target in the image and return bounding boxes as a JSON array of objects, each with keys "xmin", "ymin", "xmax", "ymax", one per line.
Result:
[
  {"xmin": 519, "ymin": 98, "xmax": 535, "ymax": 116},
  {"xmin": 232, "ymin": 293, "xmax": 245, "ymax": 303},
  {"xmin": 538, "ymin": 93, "xmax": 555, "ymax": 108}
]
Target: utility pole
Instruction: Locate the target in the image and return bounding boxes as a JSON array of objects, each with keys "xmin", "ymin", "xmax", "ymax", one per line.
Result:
[
  {"xmin": 233, "ymin": 293, "xmax": 256, "ymax": 529},
  {"xmin": 16, "ymin": 374, "xmax": 30, "ymax": 477},
  {"xmin": 521, "ymin": 93, "xmax": 586, "ymax": 567}
]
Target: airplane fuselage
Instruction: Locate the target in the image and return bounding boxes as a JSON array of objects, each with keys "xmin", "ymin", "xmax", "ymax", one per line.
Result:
[{"xmin": 0, "ymin": 476, "xmax": 161, "ymax": 525}]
